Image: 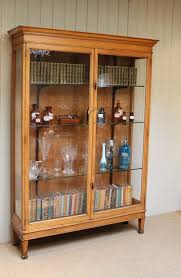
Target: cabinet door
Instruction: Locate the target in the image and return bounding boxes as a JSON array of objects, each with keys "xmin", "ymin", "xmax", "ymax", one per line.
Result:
[
  {"xmin": 92, "ymin": 50, "xmax": 149, "ymax": 218},
  {"xmin": 27, "ymin": 46, "xmax": 94, "ymax": 225},
  {"xmin": 14, "ymin": 46, "xmax": 23, "ymax": 220}
]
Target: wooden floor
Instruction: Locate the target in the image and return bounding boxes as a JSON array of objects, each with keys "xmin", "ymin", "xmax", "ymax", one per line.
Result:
[{"xmin": 0, "ymin": 211, "xmax": 181, "ymax": 278}]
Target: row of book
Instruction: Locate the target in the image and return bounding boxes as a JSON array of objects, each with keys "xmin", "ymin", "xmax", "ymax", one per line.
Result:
[
  {"xmin": 94, "ymin": 184, "xmax": 132, "ymax": 211},
  {"xmin": 98, "ymin": 65, "xmax": 137, "ymax": 86},
  {"xmin": 29, "ymin": 190, "xmax": 87, "ymax": 222},
  {"xmin": 30, "ymin": 61, "xmax": 89, "ymax": 85},
  {"xmin": 30, "ymin": 61, "xmax": 137, "ymax": 86}
]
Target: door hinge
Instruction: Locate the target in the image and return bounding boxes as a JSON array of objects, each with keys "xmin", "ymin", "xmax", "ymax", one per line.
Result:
[{"xmin": 91, "ymin": 182, "xmax": 94, "ymax": 190}]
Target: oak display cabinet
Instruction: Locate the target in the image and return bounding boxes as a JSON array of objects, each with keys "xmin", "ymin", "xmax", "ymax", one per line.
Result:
[{"xmin": 9, "ymin": 26, "xmax": 157, "ymax": 259}]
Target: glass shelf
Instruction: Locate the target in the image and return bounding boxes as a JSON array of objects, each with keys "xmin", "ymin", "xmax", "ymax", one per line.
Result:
[
  {"xmin": 29, "ymin": 166, "xmax": 142, "ymax": 182},
  {"xmin": 97, "ymin": 121, "xmax": 144, "ymax": 127},
  {"xmin": 97, "ymin": 85, "xmax": 145, "ymax": 88},
  {"xmin": 96, "ymin": 166, "xmax": 142, "ymax": 174},
  {"xmin": 29, "ymin": 121, "xmax": 144, "ymax": 129},
  {"xmin": 30, "ymin": 123, "xmax": 88, "ymax": 128}
]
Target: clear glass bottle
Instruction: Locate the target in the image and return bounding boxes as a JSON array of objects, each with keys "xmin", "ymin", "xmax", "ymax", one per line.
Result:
[{"xmin": 106, "ymin": 139, "xmax": 114, "ymax": 170}]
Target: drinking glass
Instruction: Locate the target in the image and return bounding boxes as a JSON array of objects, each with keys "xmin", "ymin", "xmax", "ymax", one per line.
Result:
[
  {"xmin": 61, "ymin": 144, "xmax": 77, "ymax": 175},
  {"xmin": 53, "ymin": 158, "xmax": 61, "ymax": 176},
  {"xmin": 38, "ymin": 137, "xmax": 51, "ymax": 178}
]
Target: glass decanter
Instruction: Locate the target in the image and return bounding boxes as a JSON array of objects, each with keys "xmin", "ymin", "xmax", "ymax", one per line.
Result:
[{"xmin": 29, "ymin": 160, "xmax": 42, "ymax": 180}]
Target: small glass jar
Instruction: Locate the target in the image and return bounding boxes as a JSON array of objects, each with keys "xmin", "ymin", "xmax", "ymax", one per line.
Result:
[
  {"xmin": 30, "ymin": 104, "xmax": 40, "ymax": 125},
  {"xmin": 35, "ymin": 113, "xmax": 41, "ymax": 126},
  {"xmin": 46, "ymin": 106, "xmax": 53, "ymax": 124},
  {"xmin": 43, "ymin": 109, "xmax": 50, "ymax": 125},
  {"xmin": 129, "ymin": 112, "xmax": 134, "ymax": 123},
  {"xmin": 97, "ymin": 107, "xmax": 105, "ymax": 124},
  {"xmin": 113, "ymin": 100, "xmax": 123, "ymax": 123},
  {"xmin": 122, "ymin": 112, "xmax": 127, "ymax": 124}
]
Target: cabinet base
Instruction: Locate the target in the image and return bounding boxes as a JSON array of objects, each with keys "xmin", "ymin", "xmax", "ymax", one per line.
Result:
[
  {"xmin": 12, "ymin": 212, "xmax": 145, "ymax": 258},
  {"xmin": 138, "ymin": 218, "xmax": 145, "ymax": 234}
]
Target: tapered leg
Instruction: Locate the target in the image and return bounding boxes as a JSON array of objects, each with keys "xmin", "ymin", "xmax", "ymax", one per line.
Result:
[
  {"xmin": 21, "ymin": 240, "xmax": 29, "ymax": 259},
  {"xmin": 11, "ymin": 229, "xmax": 19, "ymax": 246},
  {"xmin": 138, "ymin": 218, "xmax": 145, "ymax": 234}
]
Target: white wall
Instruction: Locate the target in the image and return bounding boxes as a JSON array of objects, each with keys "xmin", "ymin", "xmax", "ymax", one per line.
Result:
[{"xmin": 0, "ymin": 0, "xmax": 181, "ymax": 243}]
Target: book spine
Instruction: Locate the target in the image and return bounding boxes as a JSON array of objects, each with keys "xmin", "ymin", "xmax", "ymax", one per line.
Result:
[
  {"xmin": 48, "ymin": 196, "xmax": 54, "ymax": 219},
  {"xmin": 74, "ymin": 192, "xmax": 77, "ymax": 215},
  {"xmin": 71, "ymin": 193, "xmax": 75, "ymax": 216},
  {"xmin": 82, "ymin": 192, "xmax": 87, "ymax": 213},
  {"xmin": 60, "ymin": 194, "xmax": 64, "ymax": 217},
  {"xmin": 126, "ymin": 185, "xmax": 132, "ymax": 206},
  {"xmin": 29, "ymin": 199, "xmax": 33, "ymax": 222},
  {"xmin": 42, "ymin": 197, "xmax": 49, "ymax": 220},
  {"xmin": 36, "ymin": 197, "xmax": 42, "ymax": 221},
  {"xmin": 63, "ymin": 194, "xmax": 67, "ymax": 217}
]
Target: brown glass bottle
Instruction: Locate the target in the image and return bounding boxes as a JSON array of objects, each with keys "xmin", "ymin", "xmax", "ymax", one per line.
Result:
[
  {"xmin": 43, "ymin": 109, "xmax": 50, "ymax": 125},
  {"xmin": 30, "ymin": 104, "xmax": 40, "ymax": 125},
  {"xmin": 113, "ymin": 100, "xmax": 123, "ymax": 123},
  {"xmin": 129, "ymin": 112, "xmax": 134, "ymax": 123},
  {"xmin": 46, "ymin": 106, "xmax": 53, "ymax": 124},
  {"xmin": 35, "ymin": 113, "xmax": 41, "ymax": 126},
  {"xmin": 122, "ymin": 111, "xmax": 127, "ymax": 124}
]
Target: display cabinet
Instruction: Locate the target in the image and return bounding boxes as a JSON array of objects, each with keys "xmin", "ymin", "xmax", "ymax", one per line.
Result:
[{"xmin": 9, "ymin": 26, "xmax": 157, "ymax": 258}]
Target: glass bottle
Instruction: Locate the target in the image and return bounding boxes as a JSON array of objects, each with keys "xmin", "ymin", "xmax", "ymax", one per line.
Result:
[
  {"xmin": 106, "ymin": 139, "xmax": 114, "ymax": 170},
  {"xmin": 119, "ymin": 140, "xmax": 130, "ymax": 170},
  {"xmin": 129, "ymin": 112, "xmax": 134, "ymax": 123},
  {"xmin": 122, "ymin": 112, "xmax": 127, "ymax": 124},
  {"xmin": 46, "ymin": 106, "xmax": 53, "ymax": 125},
  {"xmin": 35, "ymin": 113, "xmax": 41, "ymax": 126},
  {"xmin": 97, "ymin": 107, "xmax": 105, "ymax": 124},
  {"xmin": 43, "ymin": 109, "xmax": 50, "ymax": 125},
  {"xmin": 30, "ymin": 104, "xmax": 40, "ymax": 125},
  {"xmin": 113, "ymin": 100, "xmax": 123, "ymax": 123}
]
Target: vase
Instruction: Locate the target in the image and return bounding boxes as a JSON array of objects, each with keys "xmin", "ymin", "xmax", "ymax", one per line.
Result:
[{"xmin": 100, "ymin": 143, "xmax": 107, "ymax": 171}]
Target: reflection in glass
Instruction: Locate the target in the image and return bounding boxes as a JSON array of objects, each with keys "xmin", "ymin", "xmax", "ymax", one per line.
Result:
[{"xmin": 29, "ymin": 160, "xmax": 42, "ymax": 180}]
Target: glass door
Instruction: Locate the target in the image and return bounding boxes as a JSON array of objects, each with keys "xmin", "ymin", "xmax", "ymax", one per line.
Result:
[
  {"xmin": 92, "ymin": 52, "xmax": 147, "ymax": 216},
  {"xmin": 28, "ymin": 47, "xmax": 93, "ymax": 223}
]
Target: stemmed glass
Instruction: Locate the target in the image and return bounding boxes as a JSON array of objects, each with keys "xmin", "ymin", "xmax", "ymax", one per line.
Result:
[
  {"xmin": 61, "ymin": 144, "xmax": 77, "ymax": 175},
  {"xmin": 38, "ymin": 137, "xmax": 52, "ymax": 178}
]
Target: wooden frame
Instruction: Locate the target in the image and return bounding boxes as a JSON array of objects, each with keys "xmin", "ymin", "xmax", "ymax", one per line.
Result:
[{"xmin": 9, "ymin": 26, "xmax": 157, "ymax": 259}]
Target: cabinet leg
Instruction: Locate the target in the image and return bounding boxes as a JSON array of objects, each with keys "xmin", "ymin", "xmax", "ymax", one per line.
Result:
[
  {"xmin": 21, "ymin": 240, "xmax": 29, "ymax": 259},
  {"xmin": 11, "ymin": 229, "xmax": 19, "ymax": 246},
  {"xmin": 138, "ymin": 218, "xmax": 145, "ymax": 234}
]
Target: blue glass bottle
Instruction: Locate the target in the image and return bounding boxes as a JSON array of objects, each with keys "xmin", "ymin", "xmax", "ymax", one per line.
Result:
[{"xmin": 119, "ymin": 140, "xmax": 130, "ymax": 170}]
